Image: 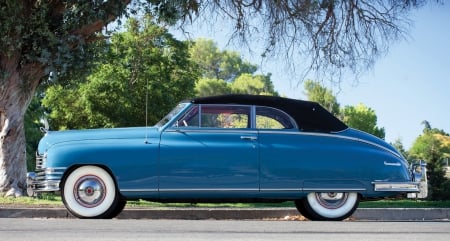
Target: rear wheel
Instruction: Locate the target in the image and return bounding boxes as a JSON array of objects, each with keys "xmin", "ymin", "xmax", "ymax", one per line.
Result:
[
  {"xmin": 302, "ymin": 192, "xmax": 359, "ymax": 221},
  {"xmin": 61, "ymin": 165, "xmax": 120, "ymax": 219},
  {"xmin": 294, "ymin": 200, "xmax": 315, "ymax": 220}
]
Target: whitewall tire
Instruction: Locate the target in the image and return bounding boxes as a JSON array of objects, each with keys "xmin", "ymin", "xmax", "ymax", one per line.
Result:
[
  {"xmin": 303, "ymin": 192, "xmax": 359, "ymax": 221},
  {"xmin": 61, "ymin": 165, "xmax": 119, "ymax": 218}
]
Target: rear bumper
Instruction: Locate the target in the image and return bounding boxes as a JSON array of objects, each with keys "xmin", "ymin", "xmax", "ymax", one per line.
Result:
[
  {"xmin": 372, "ymin": 160, "xmax": 428, "ymax": 199},
  {"xmin": 372, "ymin": 182, "xmax": 420, "ymax": 192}
]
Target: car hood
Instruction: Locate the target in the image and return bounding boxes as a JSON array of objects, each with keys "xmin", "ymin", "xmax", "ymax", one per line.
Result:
[{"xmin": 38, "ymin": 127, "xmax": 160, "ymax": 154}]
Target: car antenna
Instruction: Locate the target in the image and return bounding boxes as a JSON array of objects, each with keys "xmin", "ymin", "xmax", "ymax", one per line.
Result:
[{"xmin": 144, "ymin": 77, "xmax": 149, "ymax": 144}]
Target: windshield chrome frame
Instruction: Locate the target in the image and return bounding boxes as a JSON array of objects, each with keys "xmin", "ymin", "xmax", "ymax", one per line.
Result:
[{"xmin": 157, "ymin": 102, "xmax": 193, "ymax": 131}]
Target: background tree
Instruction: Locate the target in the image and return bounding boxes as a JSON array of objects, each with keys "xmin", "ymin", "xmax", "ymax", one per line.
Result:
[
  {"xmin": 0, "ymin": 0, "xmax": 436, "ymax": 196},
  {"xmin": 195, "ymin": 78, "xmax": 232, "ymax": 97},
  {"xmin": 24, "ymin": 94, "xmax": 46, "ymax": 171},
  {"xmin": 409, "ymin": 122, "xmax": 450, "ymax": 200},
  {"xmin": 230, "ymin": 74, "xmax": 277, "ymax": 96},
  {"xmin": 391, "ymin": 138, "xmax": 409, "ymax": 160},
  {"xmin": 191, "ymin": 40, "xmax": 277, "ymax": 97},
  {"xmin": 194, "ymin": 0, "xmax": 431, "ymax": 81},
  {"xmin": 341, "ymin": 104, "xmax": 386, "ymax": 139},
  {"xmin": 303, "ymin": 80, "xmax": 340, "ymax": 115},
  {"xmin": 43, "ymin": 17, "xmax": 198, "ymax": 130},
  {"xmin": 303, "ymin": 81, "xmax": 385, "ymax": 139},
  {"xmin": 189, "ymin": 39, "xmax": 258, "ymax": 82}
]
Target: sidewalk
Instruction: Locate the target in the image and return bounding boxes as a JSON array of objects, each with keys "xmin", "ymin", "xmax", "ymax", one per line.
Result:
[{"xmin": 1, "ymin": 207, "xmax": 449, "ymax": 221}]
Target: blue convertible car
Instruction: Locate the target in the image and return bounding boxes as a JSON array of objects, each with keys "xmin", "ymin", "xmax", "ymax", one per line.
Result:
[{"xmin": 28, "ymin": 94, "xmax": 427, "ymax": 220}]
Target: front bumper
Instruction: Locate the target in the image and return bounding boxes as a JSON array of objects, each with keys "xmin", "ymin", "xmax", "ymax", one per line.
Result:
[{"xmin": 27, "ymin": 167, "xmax": 66, "ymax": 195}]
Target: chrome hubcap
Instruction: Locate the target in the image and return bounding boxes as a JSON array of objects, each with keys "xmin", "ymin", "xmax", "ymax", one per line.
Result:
[
  {"xmin": 74, "ymin": 175, "xmax": 106, "ymax": 208},
  {"xmin": 315, "ymin": 192, "xmax": 348, "ymax": 209}
]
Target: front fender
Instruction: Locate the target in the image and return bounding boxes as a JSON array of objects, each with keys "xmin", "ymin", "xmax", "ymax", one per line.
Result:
[{"xmin": 43, "ymin": 139, "xmax": 159, "ymax": 193}]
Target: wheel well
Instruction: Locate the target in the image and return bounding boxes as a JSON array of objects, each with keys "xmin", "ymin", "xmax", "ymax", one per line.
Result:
[{"xmin": 60, "ymin": 164, "xmax": 118, "ymax": 191}]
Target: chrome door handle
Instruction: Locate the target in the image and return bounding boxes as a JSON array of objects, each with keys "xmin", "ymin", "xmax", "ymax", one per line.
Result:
[{"xmin": 240, "ymin": 136, "xmax": 257, "ymax": 141}]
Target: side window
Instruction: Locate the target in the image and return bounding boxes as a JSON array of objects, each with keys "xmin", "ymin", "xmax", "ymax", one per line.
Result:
[
  {"xmin": 177, "ymin": 104, "xmax": 251, "ymax": 129},
  {"xmin": 256, "ymin": 106, "xmax": 296, "ymax": 129},
  {"xmin": 201, "ymin": 105, "xmax": 250, "ymax": 128},
  {"xmin": 177, "ymin": 105, "xmax": 199, "ymax": 127}
]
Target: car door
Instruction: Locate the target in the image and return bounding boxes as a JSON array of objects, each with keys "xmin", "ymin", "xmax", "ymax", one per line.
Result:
[
  {"xmin": 255, "ymin": 106, "xmax": 304, "ymax": 196},
  {"xmin": 158, "ymin": 104, "xmax": 259, "ymax": 199}
]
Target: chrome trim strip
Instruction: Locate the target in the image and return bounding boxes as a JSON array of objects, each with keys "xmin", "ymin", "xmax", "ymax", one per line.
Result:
[
  {"xmin": 258, "ymin": 130, "xmax": 403, "ymax": 159},
  {"xmin": 120, "ymin": 189, "xmax": 158, "ymax": 192},
  {"xmin": 302, "ymin": 188, "xmax": 367, "ymax": 191},
  {"xmin": 260, "ymin": 189, "xmax": 302, "ymax": 192},
  {"xmin": 159, "ymin": 188, "xmax": 259, "ymax": 192},
  {"xmin": 165, "ymin": 129, "xmax": 259, "ymax": 134},
  {"xmin": 384, "ymin": 161, "xmax": 401, "ymax": 166},
  {"xmin": 120, "ymin": 188, "xmax": 368, "ymax": 193}
]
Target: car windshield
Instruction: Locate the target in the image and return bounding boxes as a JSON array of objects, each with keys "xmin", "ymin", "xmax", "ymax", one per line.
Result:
[{"xmin": 155, "ymin": 102, "xmax": 189, "ymax": 127}]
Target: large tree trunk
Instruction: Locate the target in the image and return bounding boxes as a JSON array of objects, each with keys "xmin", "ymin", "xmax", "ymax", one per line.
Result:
[
  {"xmin": 0, "ymin": 105, "xmax": 27, "ymax": 197},
  {"xmin": 0, "ymin": 53, "xmax": 41, "ymax": 197}
]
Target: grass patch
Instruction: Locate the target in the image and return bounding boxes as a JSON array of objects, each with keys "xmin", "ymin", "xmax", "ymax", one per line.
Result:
[
  {"xmin": 359, "ymin": 199, "xmax": 450, "ymax": 208},
  {"xmin": 2, "ymin": 194, "xmax": 450, "ymax": 208},
  {"xmin": 0, "ymin": 193, "xmax": 63, "ymax": 207}
]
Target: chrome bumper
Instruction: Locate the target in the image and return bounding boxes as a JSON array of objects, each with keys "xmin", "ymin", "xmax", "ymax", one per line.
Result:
[
  {"xmin": 27, "ymin": 167, "xmax": 66, "ymax": 196},
  {"xmin": 373, "ymin": 182, "xmax": 420, "ymax": 192},
  {"xmin": 372, "ymin": 160, "xmax": 428, "ymax": 199}
]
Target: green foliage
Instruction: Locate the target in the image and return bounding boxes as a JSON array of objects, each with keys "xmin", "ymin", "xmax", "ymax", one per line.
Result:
[
  {"xmin": 24, "ymin": 95, "xmax": 45, "ymax": 171},
  {"xmin": 43, "ymin": 17, "xmax": 199, "ymax": 129},
  {"xmin": 195, "ymin": 78, "xmax": 232, "ymax": 97},
  {"xmin": 409, "ymin": 129, "xmax": 450, "ymax": 200},
  {"xmin": 303, "ymin": 80, "xmax": 385, "ymax": 139},
  {"xmin": 189, "ymin": 39, "xmax": 258, "ymax": 82},
  {"xmin": 341, "ymin": 104, "xmax": 386, "ymax": 139},
  {"xmin": 391, "ymin": 138, "xmax": 409, "ymax": 159},
  {"xmin": 190, "ymin": 39, "xmax": 278, "ymax": 97},
  {"xmin": 231, "ymin": 74, "xmax": 277, "ymax": 96},
  {"xmin": 0, "ymin": 1, "xmax": 130, "ymax": 83},
  {"xmin": 303, "ymin": 80, "xmax": 340, "ymax": 116}
]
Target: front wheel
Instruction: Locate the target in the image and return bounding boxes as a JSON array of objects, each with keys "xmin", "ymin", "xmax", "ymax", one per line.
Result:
[
  {"xmin": 301, "ymin": 192, "xmax": 359, "ymax": 221},
  {"xmin": 61, "ymin": 165, "xmax": 120, "ymax": 219}
]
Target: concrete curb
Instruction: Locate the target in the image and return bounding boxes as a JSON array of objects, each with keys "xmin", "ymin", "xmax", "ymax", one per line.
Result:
[{"xmin": 1, "ymin": 207, "xmax": 449, "ymax": 221}]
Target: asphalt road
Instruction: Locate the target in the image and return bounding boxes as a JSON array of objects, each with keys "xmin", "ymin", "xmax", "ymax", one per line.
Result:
[{"xmin": 1, "ymin": 219, "xmax": 449, "ymax": 241}]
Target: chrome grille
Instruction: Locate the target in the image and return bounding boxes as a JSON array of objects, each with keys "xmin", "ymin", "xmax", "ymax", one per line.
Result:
[{"xmin": 35, "ymin": 152, "xmax": 44, "ymax": 170}]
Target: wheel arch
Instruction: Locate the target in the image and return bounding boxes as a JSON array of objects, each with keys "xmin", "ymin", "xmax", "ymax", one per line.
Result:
[{"xmin": 60, "ymin": 164, "xmax": 121, "ymax": 195}]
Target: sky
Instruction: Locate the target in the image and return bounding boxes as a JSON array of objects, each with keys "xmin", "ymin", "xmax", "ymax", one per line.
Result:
[{"xmin": 170, "ymin": 3, "xmax": 450, "ymax": 149}]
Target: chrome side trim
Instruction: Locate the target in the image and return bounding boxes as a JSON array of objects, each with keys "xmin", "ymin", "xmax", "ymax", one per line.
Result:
[
  {"xmin": 260, "ymin": 188, "xmax": 302, "ymax": 192},
  {"xmin": 384, "ymin": 161, "xmax": 401, "ymax": 166},
  {"xmin": 258, "ymin": 130, "xmax": 403, "ymax": 159},
  {"xmin": 303, "ymin": 188, "xmax": 366, "ymax": 192},
  {"xmin": 159, "ymin": 188, "xmax": 259, "ymax": 192},
  {"xmin": 120, "ymin": 189, "xmax": 159, "ymax": 192},
  {"xmin": 120, "ymin": 188, "xmax": 368, "ymax": 193},
  {"xmin": 165, "ymin": 129, "xmax": 259, "ymax": 134}
]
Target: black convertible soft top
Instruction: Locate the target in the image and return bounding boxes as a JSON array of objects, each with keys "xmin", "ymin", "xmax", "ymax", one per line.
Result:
[{"xmin": 191, "ymin": 94, "xmax": 347, "ymax": 133}]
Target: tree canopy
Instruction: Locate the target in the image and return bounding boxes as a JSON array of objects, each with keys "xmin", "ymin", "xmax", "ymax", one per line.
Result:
[
  {"xmin": 187, "ymin": 0, "xmax": 432, "ymax": 81},
  {"xmin": 409, "ymin": 125, "xmax": 450, "ymax": 200},
  {"xmin": 303, "ymin": 80, "xmax": 340, "ymax": 116},
  {"xmin": 189, "ymin": 39, "xmax": 258, "ymax": 82},
  {"xmin": 341, "ymin": 104, "xmax": 386, "ymax": 139},
  {"xmin": 43, "ymin": 17, "xmax": 199, "ymax": 130},
  {"xmin": 303, "ymin": 80, "xmax": 385, "ymax": 139}
]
